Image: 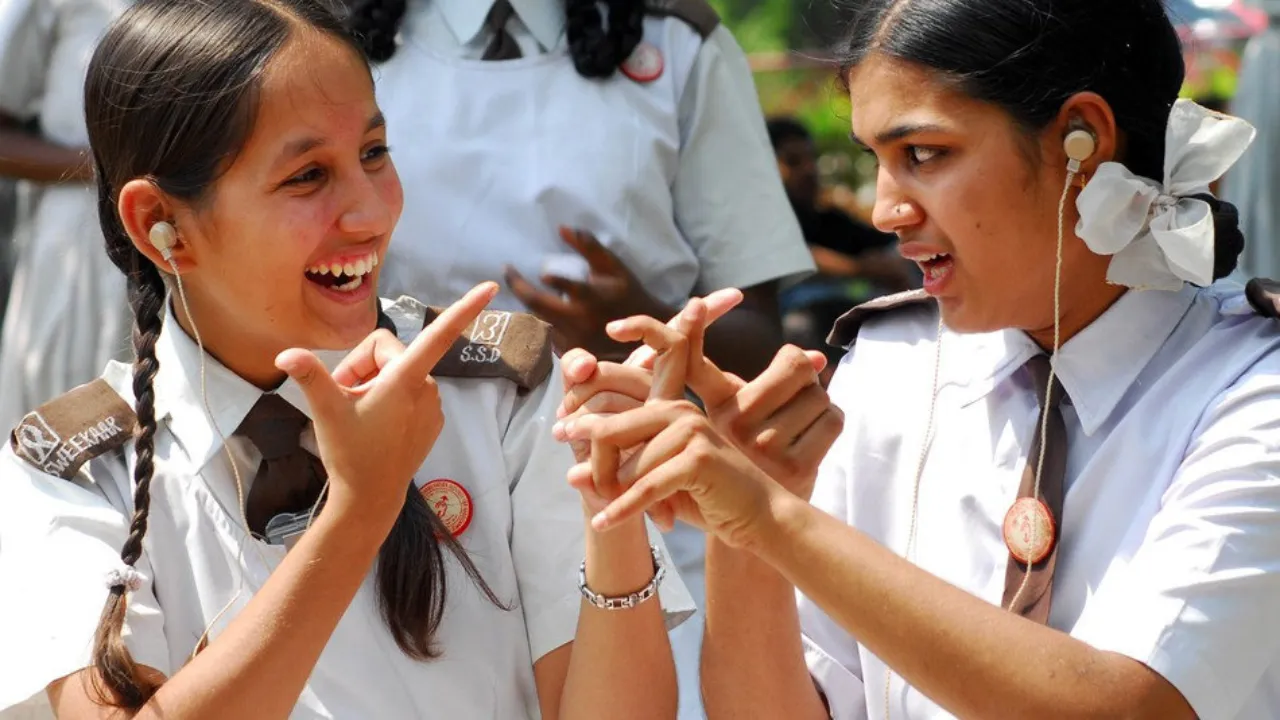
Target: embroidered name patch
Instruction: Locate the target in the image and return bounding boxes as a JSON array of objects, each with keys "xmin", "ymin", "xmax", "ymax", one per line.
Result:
[{"xmin": 10, "ymin": 379, "xmax": 137, "ymax": 479}]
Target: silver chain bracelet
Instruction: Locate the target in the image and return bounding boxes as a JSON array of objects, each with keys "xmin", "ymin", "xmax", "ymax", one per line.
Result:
[{"xmin": 578, "ymin": 545, "xmax": 666, "ymax": 610}]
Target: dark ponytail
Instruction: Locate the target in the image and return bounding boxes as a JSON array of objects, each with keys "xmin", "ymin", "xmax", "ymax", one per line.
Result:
[
  {"xmin": 379, "ymin": 487, "xmax": 508, "ymax": 658},
  {"xmin": 1198, "ymin": 194, "xmax": 1246, "ymax": 281},
  {"xmin": 342, "ymin": 0, "xmax": 406, "ymax": 63},
  {"xmin": 343, "ymin": 0, "xmax": 646, "ymax": 79},
  {"xmin": 566, "ymin": 0, "xmax": 646, "ymax": 78},
  {"xmin": 85, "ymin": 0, "xmax": 501, "ymax": 707}
]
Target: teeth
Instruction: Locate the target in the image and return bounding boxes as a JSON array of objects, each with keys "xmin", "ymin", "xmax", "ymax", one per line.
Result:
[
  {"xmin": 334, "ymin": 275, "xmax": 364, "ymax": 292},
  {"xmin": 306, "ymin": 251, "xmax": 380, "ymax": 277}
]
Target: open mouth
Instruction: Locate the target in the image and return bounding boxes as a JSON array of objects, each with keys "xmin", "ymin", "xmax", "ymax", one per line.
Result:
[
  {"xmin": 916, "ymin": 252, "xmax": 953, "ymax": 282},
  {"xmin": 304, "ymin": 250, "xmax": 379, "ymax": 293}
]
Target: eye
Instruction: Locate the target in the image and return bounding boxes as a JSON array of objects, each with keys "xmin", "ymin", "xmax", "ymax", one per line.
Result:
[
  {"xmin": 363, "ymin": 144, "xmax": 390, "ymax": 164},
  {"xmin": 284, "ymin": 166, "xmax": 324, "ymax": 186},
  {"xmin": 907, "ymin": 146, "xmax": 943, "ymax": 166}
]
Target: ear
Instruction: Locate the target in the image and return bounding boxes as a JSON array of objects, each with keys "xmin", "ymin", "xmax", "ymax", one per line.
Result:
[
  {"xmin": 118, "ymin": 179, "xmax": 196, "ymax": 273},
  {"xmin": 1055, "ymin": 91, "xmax": 1119, "ymax": 175}
]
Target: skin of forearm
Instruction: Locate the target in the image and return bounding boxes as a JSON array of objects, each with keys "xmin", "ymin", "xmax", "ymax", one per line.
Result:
[
  {"xmin": 557, "ymin": 515, "xmax": 677, "ymax": 719},
  {"xmin": 700, "ymin": 536, "xmax": 828, "ymax": 719},
  {"xmin": 0, "ymin": 127, "xmax": 93, "ymax": 183}
]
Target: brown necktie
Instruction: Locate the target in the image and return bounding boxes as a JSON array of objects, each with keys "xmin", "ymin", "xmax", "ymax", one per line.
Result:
[
  {"xmin": 481, "ymin": 0, "xmax": 522, "ymax": 60},
  {"xmin": 1001, "ymin": 354, "xmax": 1068, "ymax": 624},
  {"xmin": 235, "ymin": 394, "xmax": 327, "ymax": 537}
]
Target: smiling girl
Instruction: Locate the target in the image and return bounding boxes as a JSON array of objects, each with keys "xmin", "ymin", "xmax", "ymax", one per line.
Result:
[{"xmin": 0, "ymin": 1, "xmax": 687, "ymax": 718}]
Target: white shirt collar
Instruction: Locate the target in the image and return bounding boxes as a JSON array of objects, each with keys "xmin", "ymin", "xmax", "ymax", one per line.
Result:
[
  {"xmin": 941, "ymin": 285, "xmax": 1198, "ymax": 435},
  {"xmin": 1050, "ymin": 284, "xmax": 1198, "ymax": 435},
  {"xmin": 430, "ymin": 0, "xmax": 566, "ymax": 52},
  {"xmin": 152, "ymin": 303, "xmax": 347, "ymax": 470}
]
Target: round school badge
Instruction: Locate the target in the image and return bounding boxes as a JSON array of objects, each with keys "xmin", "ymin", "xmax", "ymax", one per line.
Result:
[
  {"xmin": 421, "ymin": 479, "xmax": 473, "ymax": 537},
  {"xmin": 622, "ymin": 42, "xmax": 664, "ymax": 83},
  {"xmin": 1002, "ymin": 497, "xmax": 1055, "ymax": 565}
]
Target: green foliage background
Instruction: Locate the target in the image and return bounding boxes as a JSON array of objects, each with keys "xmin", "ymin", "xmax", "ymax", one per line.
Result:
[{"xmin": 709, "ymin": 0, "xmax": 1253, "ymax": 195}]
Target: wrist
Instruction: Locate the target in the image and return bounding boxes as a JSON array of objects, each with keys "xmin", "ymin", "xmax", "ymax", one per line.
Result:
[
  {"xmin": 744, "ymin": 488, "xmax": 812, "ymax": 564},
  {"xmin": 583, "ymin": 515, "xmax": 653, "ymax": 596},
  {"xmin": 319, "ymin": 484, "xmax": 401, "ymax": 545}
]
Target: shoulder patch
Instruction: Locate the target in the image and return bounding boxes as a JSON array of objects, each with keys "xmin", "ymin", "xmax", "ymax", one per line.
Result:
[
  {"xmin": 423, "ymin": 307, "xmax": 555, "ymax": 390},
  {"xmin": 1245, "ymin": 277, "xmax": 1280, "ymax": 320},
  {"xmin": 646, "ymin": 0, "xmax": 720, "ymax": 39},
  {"xmin": 827, "ymin": 289, "xmax": 935, "ymax": 349},
  {"xmin": 9, "ymin": 379, "xmax": 136, "ymax": 479}
]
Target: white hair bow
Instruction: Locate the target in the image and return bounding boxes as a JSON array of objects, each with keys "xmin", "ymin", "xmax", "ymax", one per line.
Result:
[{"xmin": 1075, "ymin": 99, "xmax": 1256, "ymax": 291}]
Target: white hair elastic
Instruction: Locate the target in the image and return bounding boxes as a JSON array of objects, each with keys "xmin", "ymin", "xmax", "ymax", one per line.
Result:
[{"xmin": 106, "ymin": 566, "xmax": 144, "ymax": 593}]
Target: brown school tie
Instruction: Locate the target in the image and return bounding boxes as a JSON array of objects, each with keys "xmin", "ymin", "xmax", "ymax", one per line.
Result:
[
  {"xmin": 1001, "ymin": 354, "xmax": 1068, "ymax": 624},
  {"xmin": 481, "ymin": 0, "xmax": 523, "ymax": 60},
  {"xmin": 236, "ymin": 394, "xmax": 327, "ymax": 537}
]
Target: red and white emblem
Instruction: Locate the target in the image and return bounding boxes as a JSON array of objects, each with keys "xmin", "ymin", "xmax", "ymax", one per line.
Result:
[
  {"xmin": 421, "ymin": 478, "xmax": 473, "ymax": 536},
  {"xmin": 622, "ymin": 42, "xmax": 664, "ymax": 83},
  {"xmin": 1002, "ymin": 497, "xmax": 1055, "ymax": 564}
]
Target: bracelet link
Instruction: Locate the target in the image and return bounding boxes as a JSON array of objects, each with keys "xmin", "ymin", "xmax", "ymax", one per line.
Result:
[{"xmin": 578, "ymin": 545, "xmax": 666, "ymax": 610}]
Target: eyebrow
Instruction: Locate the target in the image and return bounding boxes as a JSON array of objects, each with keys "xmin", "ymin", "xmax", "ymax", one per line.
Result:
[
  {"xmin": 276, "ymin": 112, "xmax": 387, "ymax": 163},
  {"xmin": 849, "ymin": 122, "xmax": 948, "ymax": 148}
]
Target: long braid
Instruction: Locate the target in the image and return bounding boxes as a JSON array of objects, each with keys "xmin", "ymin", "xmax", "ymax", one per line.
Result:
[
  {"xmin": 90, "ymin": 173, "xmax": 166, "ymax": 709},
  {"xmin": 565, "ymin": 0, "xmax": 646, "ymax": 78}
]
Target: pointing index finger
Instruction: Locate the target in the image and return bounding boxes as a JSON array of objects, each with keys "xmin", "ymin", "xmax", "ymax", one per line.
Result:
[{"xmin": 385, "ymin": 282, "xmax": 499, "ymax": 387}]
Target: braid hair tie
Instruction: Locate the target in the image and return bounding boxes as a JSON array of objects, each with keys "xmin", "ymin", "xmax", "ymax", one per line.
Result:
[{"xmin": 106, "ymin": 566, "xmax": 144, "ymax": 593}]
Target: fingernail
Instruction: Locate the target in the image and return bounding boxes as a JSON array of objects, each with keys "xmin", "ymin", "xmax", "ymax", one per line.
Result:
[
  {"xmin": 571, "ymin": 357, "xmax": 589, "ymax": 375},
  {"xmin": 606, "ymin": 321, "xmax": 623, "ymax": 333},
  {"xmin": 552, "ymin": 421, "xmax": 565, "ymax": 439},
  {"xmin": 591, "ymin": 512, "xmax": 610, "ymax": 531},
  {"xmin": 555, "ymin": 405, "xmax": 566, "ymax": 419}
]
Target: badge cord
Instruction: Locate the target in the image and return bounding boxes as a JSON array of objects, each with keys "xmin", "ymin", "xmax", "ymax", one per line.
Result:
[{"xmin": 881, "ymin": 126, "xmax": 1094, "ymax": 718}]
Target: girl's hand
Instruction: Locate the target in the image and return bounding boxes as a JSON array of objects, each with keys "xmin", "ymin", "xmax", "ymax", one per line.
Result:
[
  {"xmin": 275, "ymin": 283, "xmax": 498, "ymax": 529},
  {"xmin": 563, "ymin": 305, "xmax": 785, "ymax": 550}
]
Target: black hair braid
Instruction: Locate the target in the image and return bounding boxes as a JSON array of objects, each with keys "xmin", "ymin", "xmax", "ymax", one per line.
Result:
[
  {"xmin": 119, "ymin": 260, "xmax": 165, "ymax": 569},
  {"xmin": 91, "ymin": 170, "xmax": 166, "ymax": 708},
  {"xmin": 566, "ymin": 0, "xmax": 645, "ymax": 78},
  {"xmin": 343, "ymin": 0, "xmax": 407, "ymax": 62}
]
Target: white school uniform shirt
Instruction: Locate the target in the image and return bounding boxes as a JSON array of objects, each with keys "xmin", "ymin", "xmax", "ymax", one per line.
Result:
[
  {"xmin": 0, "ymin": 0, "xmax": 130, "ymax": 433},
  {"xmin": 374, "ymin": 0, "xmax": 815, "ymax": 312},
  {"xmin": 373, "ymin": 6, "xmax": 813, "ymax": 717},
  {"xmin": 804, "ymin": 283, "xmax": 1280, "ymax": 720},
  {"xmin": 0, "ymin": 297, "xmax": 694, "ymax": 719}
]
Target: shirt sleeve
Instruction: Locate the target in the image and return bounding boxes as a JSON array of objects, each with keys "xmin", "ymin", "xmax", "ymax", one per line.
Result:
[
  {"xmin": 1069, "ymin": 365, "xmax": 1280, "ymax": 720},
  {"xmin": 0, "ymin": 449, "xmax": 169, "ymax": 711},
  {"xmin": 0, "ymin": 0, "xmax": 54, "ymax": 119},
  {"xmin": 672, "ymin": 25, "xmax": 815, "ymax": 294},
  {"xmin": 504, "ymin": 361, "xmax": 697, "ymax": 662},
  {"xmin": 798, "ymin": 355, "xmax": 868, "ymax": 719}
]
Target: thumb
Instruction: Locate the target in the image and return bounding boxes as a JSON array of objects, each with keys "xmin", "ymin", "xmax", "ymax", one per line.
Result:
[
  {"xmin": 276, "ymin": 348, "xmax": 345, "ymax": 418},
  {"xmin": 805, "ymin": 350, "xmax": 829, "ymax": 375}
]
